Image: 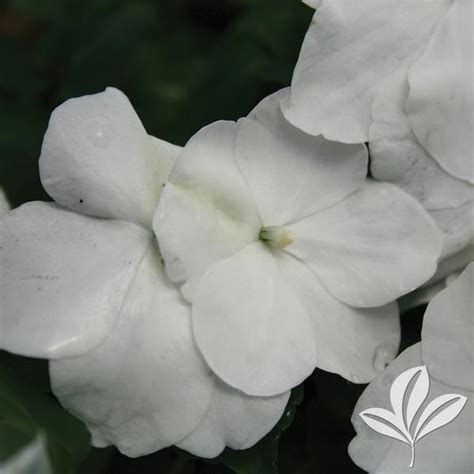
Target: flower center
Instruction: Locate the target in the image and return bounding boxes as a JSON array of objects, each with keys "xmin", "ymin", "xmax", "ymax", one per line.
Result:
[{"xmin": 259, "ymin": 226, "xmax": 294, "ymax": 249}]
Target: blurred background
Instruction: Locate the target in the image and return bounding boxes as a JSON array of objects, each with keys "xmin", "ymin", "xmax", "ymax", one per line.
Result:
[
  {"xmin": 0, "ymin": 1, "xmax": 426, "ymax": 472},
  {"xmin": 0, "ymin": 0, "xmax": 312, "ymax": 207}
]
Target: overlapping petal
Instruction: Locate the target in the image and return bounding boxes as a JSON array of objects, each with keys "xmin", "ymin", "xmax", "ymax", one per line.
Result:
[
  {"xmin": 283, "ymin": 0, "xmax": 450, "ymax": 142},
  {"xmin": 399, "ymin": 245, "xmax": 474, "ymax": 311},
  {"xmin": 350, "ymin": 266, "xmax": 474, "ymax": 472},
  {"xmin": 177, "ymin": 380, "xmax": 290, "ymax": 458},
  {"xmin": 0, "ymin": 202, "xmax": 151, "ymax": 359},
  {"xmin": 50, "ymin": 248, "xmax": 289, "ymax": 458},
  {"xmin": 276, "ymin": 252, "xmax": 400, "ymax": 384},
  {"xmin": 49, "ymin": 249, "xmax": 214, "ymax": 457},
  {"xmin": 237, "ymin": 90, "xmax": 368, "ymax": 225},
  {"xmin": 370, "ymin": 72, "xmax": 473, "ymax": 212},
  {"xmin": 349, "ymin": 344, "xmax": 473, "ymax": 473},
  {"xmin": 407, "ymin": 0, "xmax": 474, "ymax": 184},
  {"xmin": 39, "ymin": 87, "xmax": 180, "ymax": 226},
  {"xmin": 369, "ymin": 71, "xmax": 474, "ymax": 263},
  {"xmin": 154, "ymin": 121, "xmax": 260, "ymax": 301},
  {"xmin": 421, "ymin": 263, "xmax": 474, "ymax": 392},
  {"xmin": 430, "ymin": 204, "xmax": 474, "ymax": 259},
  {"xmin": 286, "ymin": 181, "xmax": 442, "ymax": 308},
  {"xmin": 192, "ymin": 242, "xmax": 318, "ymax": 396}
]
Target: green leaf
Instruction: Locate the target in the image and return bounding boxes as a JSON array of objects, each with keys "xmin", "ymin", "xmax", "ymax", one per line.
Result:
[
  {"xmin": 213, "ymin": 385, "xmax": 304, "ymax": 474},
  {"xmin": 0, "ymin": 434, "xmax": 54, "ymax": 474},
  {"xmin": 0, "ymin": 354, "xmax": 90, "ymax": 473}
]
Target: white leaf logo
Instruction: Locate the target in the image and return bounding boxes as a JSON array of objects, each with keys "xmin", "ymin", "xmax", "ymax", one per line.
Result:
[{"xmin": 359, "ymin": 366, "xmax": 468, "ymax": 468}]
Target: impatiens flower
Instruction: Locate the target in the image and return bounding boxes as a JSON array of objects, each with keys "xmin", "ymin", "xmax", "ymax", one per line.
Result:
[
  {"xmin": 283, "ymin": 0, "xmax": 471, "ymax": 154},
  {"xmin": 349, "ymin": 264, "xmax": 473, "ymax": 473},
  {"xmin": 154, "ymin": 89, "xmax": 443, "ymax": 397},
  {"xmin": 0, "ymin": 88, "xmax": 289, "ymax": 458}
]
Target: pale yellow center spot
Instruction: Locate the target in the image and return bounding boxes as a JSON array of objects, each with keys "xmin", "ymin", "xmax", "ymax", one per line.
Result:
[{"xmin": 259, "ymin": 226, "xmax": 294, "ymax": 249}]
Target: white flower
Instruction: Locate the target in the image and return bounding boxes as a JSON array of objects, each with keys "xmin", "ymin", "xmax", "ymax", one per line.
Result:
[
  {"xmin": 283, "ymin": 0, "xmax": 472, "ymax": 181},
  {"xmin": 349, "ymin": 263, "xmax": 474, "ymax": 473},
  {"xmin": 154, "ymin": 89, "xmax": 443, "ymax": 397},
  {"xmin": 0, "ymin": 88, "xmax": 289, "ymax": 458}
]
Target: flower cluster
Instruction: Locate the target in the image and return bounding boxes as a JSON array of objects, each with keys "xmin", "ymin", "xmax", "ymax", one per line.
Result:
[
  {"xmin": 0, "ymin": 0, "xmax": 471, "ymax": 469},
  {"xmin": 0, "ymin": 89, "xmax": 289, "ymax": 458},
  {"xmin": 285, "ymin": 0, "xmax": 473, "ymax": 289},
  {"xmin": 350, "ymin": 264, "xmax": 473, "ymax": 473}
]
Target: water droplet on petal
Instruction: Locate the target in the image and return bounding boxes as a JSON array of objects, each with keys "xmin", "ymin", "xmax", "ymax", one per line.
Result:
[
  {"xmin": 373, "ymin": 344, "xmax": 395, "ymax": 373},
  {"xmin": 350, "ymin": 373, "xmax": 360, "ymax": 383},
  {"xmin": 88, "ymin": 117, "xmax": 112, "ymax": 148}
]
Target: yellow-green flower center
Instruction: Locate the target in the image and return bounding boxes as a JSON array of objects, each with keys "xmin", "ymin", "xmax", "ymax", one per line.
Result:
[{"xmin": 259, "ymin": 226, "xmax": 294, "ymax": 249}]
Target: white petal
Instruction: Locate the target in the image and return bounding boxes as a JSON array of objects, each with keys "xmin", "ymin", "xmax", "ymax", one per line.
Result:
[
  {"xmin": 276, "ymin": 252, "xmax": 400, "ymax": 384},
  {"xmin": 0, "ymin": 188, "xmax": 10, "ymax": 217},
  {"xmin": 398, "ymin": 280, "xmax": 449, "ymax": 314},
  {"xmin": 428, "ymin": 245, "xmax": 474, "ymax": 288},
  {"xmin": 430, "ymin": 202, "xmax": 474, "ymax": 259},
  {"xmin": 236, "ymin": 89, "xmax": 367, "ymax": 225},
  {"xmin": 286, "ymin": 181, "xmax": 443, "ymax": 307},
  {"xmin": 192, "ymin": 242, "xmax": 317, "ymax": 397},
  {"xmin": 349, "ymin": 345, "xmax": 421, "ymax": 473},
  {"xmin": 369, "ymin": 72, "xmax": 474, "ymax": 262},
  {"xmin": 177, "ymin": 379, "xmax": 290, "ymax": 458},
  {"xmin": 154, "ymin": 121, "xmax": 260, "ymax": 301},
  {"xmin": 407, "ymin": 0, "xmax": 474, "ymax": 184},
  {"xmin": 370, "ymin": 71, "xmax": 473, "ymax": 211},
  {"xmin": 399, "ymin": 244, "xmax": 474, "ymax": 311},
  {"xmin": 350, "ymin": 344, "xmax": 473, "ymax": 473},
  {"xmin": 39, "ymin": 88, "xmax": 180, "ymax": 226},
  {"xmin": 283, "ymin": 0, "xmax": 450, "ymax": 142},
  {"xmin": 303, "ymin": 0, "xmax": 321, "ymax": 8},
  {"xmin": 0, "ymin": 202, "xmax": 151, "ymax": 359},
  {"xmin": 149, "ymin": 134, "xmax": 182, "ymax": 187},
  {"xmin": 422, "ymin": 263, "xmax": 474, "ymax": 392},
  {"xmin": 50, "ymin": 249, "xmax": 214, "ymax": 458}
]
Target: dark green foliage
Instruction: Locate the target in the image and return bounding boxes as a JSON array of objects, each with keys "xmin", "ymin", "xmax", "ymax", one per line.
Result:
[
  {"xmin": 0, "ymin": 0, "xmax": 312, "ymax": 206},
  {"xmin": 0, "ymin": 352, "xmax": 90, "ymax": 472}
]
